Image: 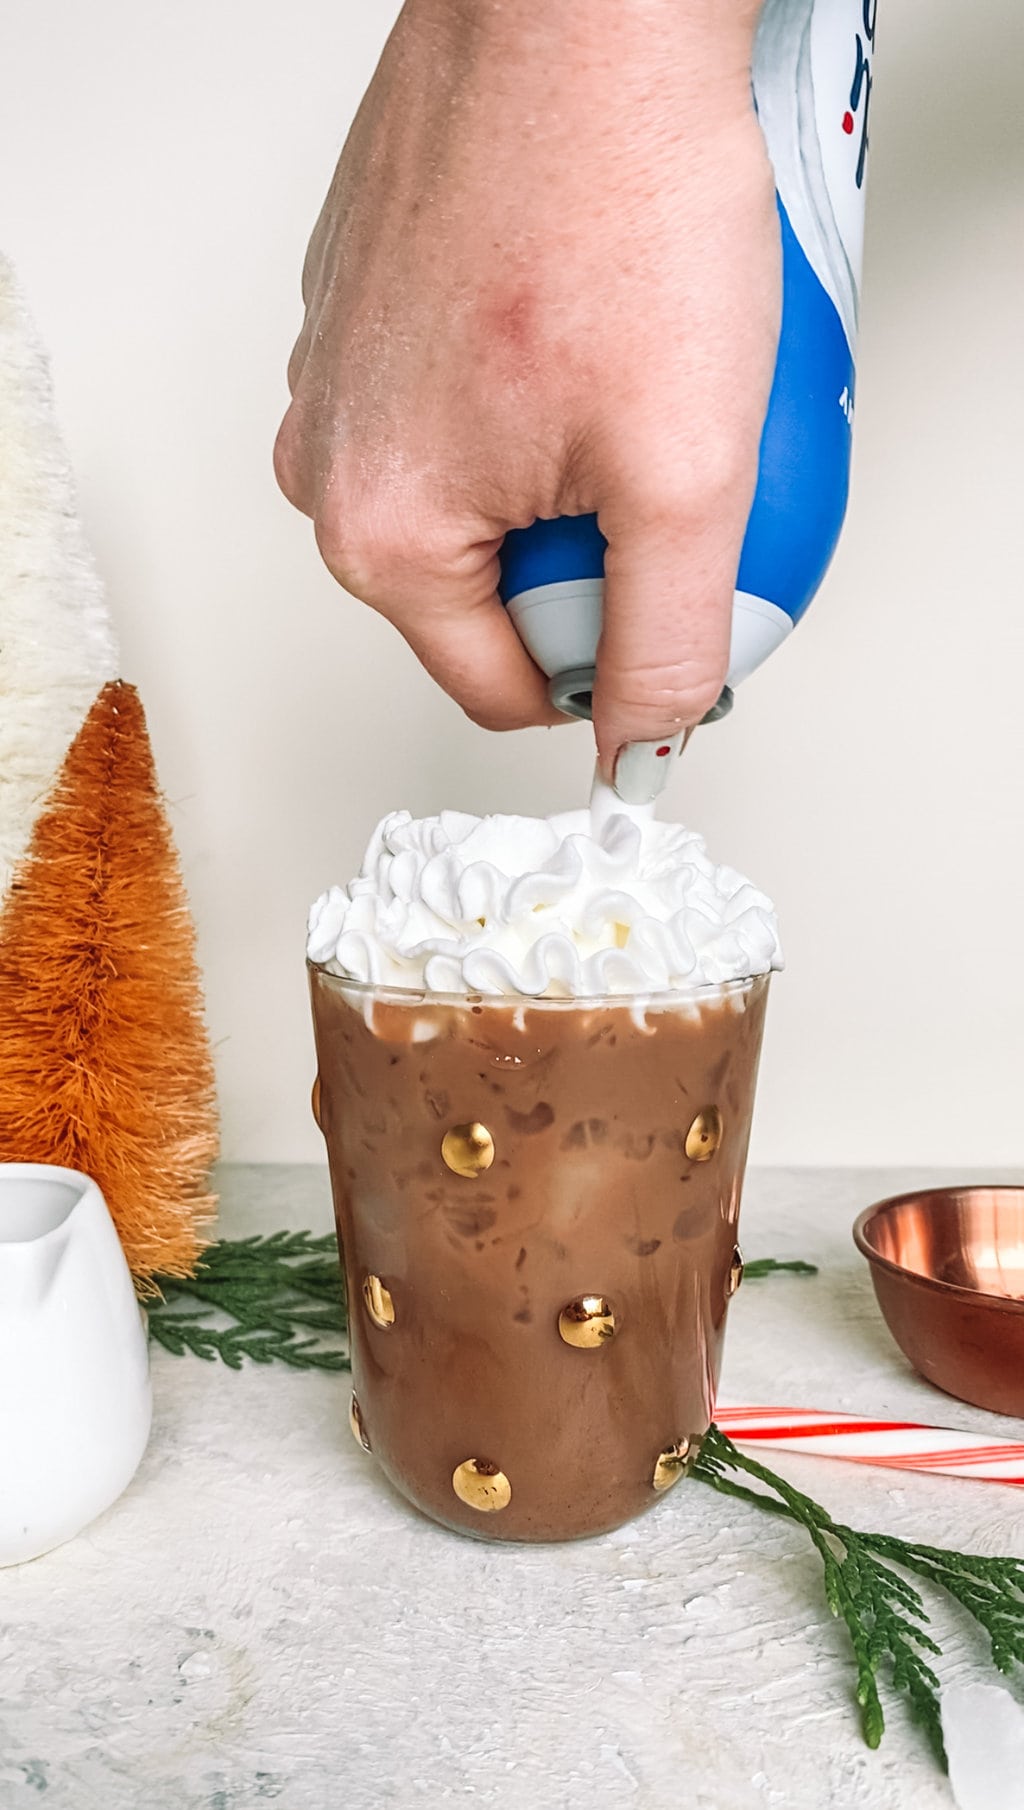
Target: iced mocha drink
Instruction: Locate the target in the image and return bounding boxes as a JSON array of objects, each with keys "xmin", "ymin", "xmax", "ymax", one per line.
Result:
[{"xmin": 308, "ymin": 808, "xmax": 780, "ymax": 1541}]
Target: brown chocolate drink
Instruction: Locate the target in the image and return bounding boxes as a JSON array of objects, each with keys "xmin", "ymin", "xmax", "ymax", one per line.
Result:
[{"xmin": 310, "ymin": 965, "xmax": 769, "ymax": 1542}]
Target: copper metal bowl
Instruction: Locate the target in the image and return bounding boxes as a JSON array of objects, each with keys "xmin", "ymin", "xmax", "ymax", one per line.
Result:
[{"xmin": 853, "ymin": 1186, "xmax": 1024, "ymax": 1418}]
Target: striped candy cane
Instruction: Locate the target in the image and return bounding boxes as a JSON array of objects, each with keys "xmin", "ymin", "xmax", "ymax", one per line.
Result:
[{"xmin": 715, "ymin": 1405, "xmax": 1024, "ymax": 1485}]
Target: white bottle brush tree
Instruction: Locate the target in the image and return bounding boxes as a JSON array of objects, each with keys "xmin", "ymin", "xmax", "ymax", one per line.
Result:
[{"xmin": 0, "ymin": 255, "xmax": 217, "ymax": 1285}]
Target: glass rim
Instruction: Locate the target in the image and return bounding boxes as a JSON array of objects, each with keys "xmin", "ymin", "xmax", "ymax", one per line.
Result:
[{"xmin": 307, "ymin": 958, "xmax": 771, "ymax": 1011}]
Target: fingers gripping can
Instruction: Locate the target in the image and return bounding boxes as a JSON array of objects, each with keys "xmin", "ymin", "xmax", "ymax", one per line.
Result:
[{"xmin": 498, "ymin": 0, "xmax": 877, "ymax": 722}]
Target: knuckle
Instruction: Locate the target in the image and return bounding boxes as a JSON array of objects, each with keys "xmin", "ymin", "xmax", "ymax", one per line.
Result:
[
  {"xmin": 286, "ymin": 335, "xmax": 308, "ymax": 399},
  {"xmin": 318, "ymin": 503, "xmax": 458, "ymax": 599},
  {"xmin": 603, "ymin": 659, "xmax": 727, "ymax": 731},
  {"xmin": 272, "ymin": 413, "xmax": 307, "ymax": 508},
  {"xmin": 643, "ymin": 454, "xmax": 748, "ymax": 527},
  {"xmin": 372, "ymin": 521, "xmax": 445, "ymax": 581},
  {"xmin": 611, "ymin": 429, "xmax": 758, "ymax": 535},
  {"xmin": 313, "ymin": 512, "xmax": 373, "ymax": 594}
]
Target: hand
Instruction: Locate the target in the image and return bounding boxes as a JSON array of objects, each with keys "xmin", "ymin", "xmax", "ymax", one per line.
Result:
[{"xmin": 275, "ymin": 0, "xmax": 780, "ymax": 778}]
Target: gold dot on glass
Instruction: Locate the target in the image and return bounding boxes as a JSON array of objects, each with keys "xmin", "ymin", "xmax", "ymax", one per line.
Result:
[
  {"xmin": 558, "ymin": 1295, "xmax": 617, "ymax": 1348},
  {"xmin": 311, "ymin": 1074, "xmax": 322, "ymax": 1130},
  {"xmin": 349, "ymin": 1392, "xmax": 371, "ymax": 1452},
  {"xmin": 685, "ymin": 1106, "xmax": 723, "ymax": 1162},
  {"xmin": 727, "ymin": 1245, "xmax": 744, "ymax": 1297},
  {"xmin": 652, "ymin": 1438, "xmax": 693, "ymax": 1492},
  {"xmin": 362, "ymin": 1274, "xmax": 396, "ymax": 1329},
  {"xmin": 452, "ymin": 1459, "xmax": 512, "ymax": 1513},
  {"xmin": 441, "ymin": 1122, "xmax": 495, "ymax": 1178}
]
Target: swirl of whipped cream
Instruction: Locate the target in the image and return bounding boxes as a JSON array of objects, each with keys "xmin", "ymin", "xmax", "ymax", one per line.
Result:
[{"xmin": 307, "ymin": 809, "xmax": 782, "ymax": 998}]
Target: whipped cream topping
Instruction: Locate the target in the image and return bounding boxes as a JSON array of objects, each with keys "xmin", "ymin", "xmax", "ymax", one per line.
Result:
[{"xmin": 307, "ymin": 809, "xmax": 782, "ymax": 999}]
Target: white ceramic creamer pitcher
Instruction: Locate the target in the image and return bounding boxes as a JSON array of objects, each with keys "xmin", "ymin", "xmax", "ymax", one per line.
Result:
[{"xmin": 0, "ymin": 1163, "xmax": 152, "ymax": 1565}]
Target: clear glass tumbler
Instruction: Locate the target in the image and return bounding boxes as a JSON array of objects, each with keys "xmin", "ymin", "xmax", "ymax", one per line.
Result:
[{"xmin": 309, "ymin": 965, "xmax": 770, "ymax": 1542}]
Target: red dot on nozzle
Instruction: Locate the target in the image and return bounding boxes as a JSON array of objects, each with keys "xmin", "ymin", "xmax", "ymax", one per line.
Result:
[
  {"xmin": 842, "ymin": 110, "xmax": 855, "ymax": 134},
  {"xmin": 655, "ymin": 745, "xmax": 672, "ymax": 757}
]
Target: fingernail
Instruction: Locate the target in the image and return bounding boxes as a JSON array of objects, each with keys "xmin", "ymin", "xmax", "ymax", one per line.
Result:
[{"xmin": 612, "ymin": 734, "xmax": 686, "ymax": 805}]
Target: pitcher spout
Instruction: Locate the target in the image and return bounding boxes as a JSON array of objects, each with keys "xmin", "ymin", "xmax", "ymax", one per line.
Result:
[{"xmin": 0, "ymin": 1165, "xmax": 91, "ymax": 1313}]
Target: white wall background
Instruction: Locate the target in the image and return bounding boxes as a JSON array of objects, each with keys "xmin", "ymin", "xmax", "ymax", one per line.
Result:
[{"xmin": 2, "ymin": 1, "xmax": 1021, "ymax": 1167}]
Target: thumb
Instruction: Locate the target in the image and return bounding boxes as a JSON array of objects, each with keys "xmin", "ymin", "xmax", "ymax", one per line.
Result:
[{"xmin": 590, "ymin": 490, "xmax": 748, "ymax": 795}]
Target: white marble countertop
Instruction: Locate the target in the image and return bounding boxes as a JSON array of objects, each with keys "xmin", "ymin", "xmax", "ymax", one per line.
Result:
[{"xmin": 3, "ymin": 1165, "xmax": 1024, "ymax": 1810}]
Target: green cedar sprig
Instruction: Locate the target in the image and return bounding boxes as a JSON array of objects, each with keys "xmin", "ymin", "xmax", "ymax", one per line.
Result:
[
  {"xmin": 693, "ymin": 1425, "xmax": 1024, "ymax": 1768},
  {"xmin": 148, "ymin": 1230, "xmax": 351, "ymax": 1371}
]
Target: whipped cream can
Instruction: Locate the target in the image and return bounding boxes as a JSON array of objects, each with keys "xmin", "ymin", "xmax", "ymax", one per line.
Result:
[{"xmin": 499, "ymin": 0, "xmax": 876, "ymax": 719}]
